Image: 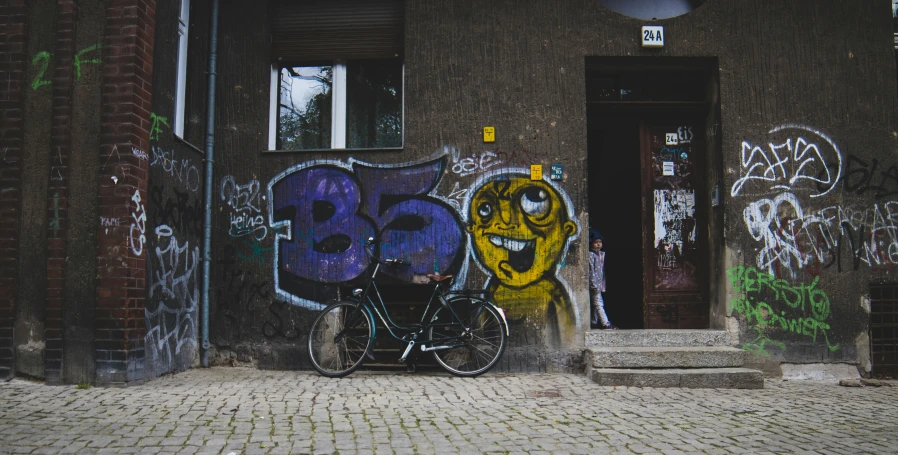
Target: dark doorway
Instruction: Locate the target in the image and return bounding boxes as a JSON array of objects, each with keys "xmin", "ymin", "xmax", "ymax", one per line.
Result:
[
  {"xmin": 587, "ymin": 115, "xmax": 643, "ymax": 329},
  {"xmin": 586, "ymin": 57, "xmax": 719, "ymax": 329}
]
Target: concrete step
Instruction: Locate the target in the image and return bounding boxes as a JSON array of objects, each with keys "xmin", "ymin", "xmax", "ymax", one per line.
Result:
[
  {"xmin": 586, "ymin": 329, "xmax": 730, "ymax": 348},
  {"xmin": 585, "ymin": 346, "xmax": 746, "ymax": 369},
  {"xmin": 588, "ymin": 367, "xmax": 764, "ymax": 389}
]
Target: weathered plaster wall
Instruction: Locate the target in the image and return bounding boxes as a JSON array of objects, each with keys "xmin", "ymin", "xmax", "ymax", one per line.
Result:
[
  {"xmin": 15, "ymin": 0, "xmax": 56, "ymax": 380},
  {"xmin": 189, "ymin": 0, "xmax": 897, "ymax": 373},
  {"xmin": 406, "ymin": 0, "xmax": 898, "ymax": 371},
  {"xmin": 3, "ymin": 0, "xmax": 891, "ymax": 381}
]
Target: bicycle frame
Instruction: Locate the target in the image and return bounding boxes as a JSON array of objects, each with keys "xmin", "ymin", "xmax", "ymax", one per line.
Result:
[
  {"xmin": 356, "ymin": 261, "xmax": 465, "ymax": 343},
  {"xmin": 338, "ymin": 258, "xmax": 508, "ymax": 363}
]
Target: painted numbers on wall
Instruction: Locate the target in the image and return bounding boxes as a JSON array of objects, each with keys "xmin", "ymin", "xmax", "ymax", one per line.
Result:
[
  {"xmin": 30, "ymin": 43, "xmax": 103, "ymax": 90},
  {"xmin": 268, "ymin": 157, "xmax": 465, "ymax": 309},
  {"xmin": 221, "ymin": 176, "xmax": 267, "ymax": 240}
]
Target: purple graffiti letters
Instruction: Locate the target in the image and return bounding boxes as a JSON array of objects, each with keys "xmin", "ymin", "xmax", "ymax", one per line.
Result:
[
  {"xmin": 269, "ymin": 158, "xmax": 466, "ymax": 309},
  {"xmin": 355, "ymin": 159, "xmax": 465, "ymax": 277},
  {"xmin": 272, "ymin": 166, "xmax": 375, "ymax": 284}
]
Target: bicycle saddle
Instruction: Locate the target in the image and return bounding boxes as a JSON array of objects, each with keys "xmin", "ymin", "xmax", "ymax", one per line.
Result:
[{"xmin": 426, "ymin": 273, "xmax": 454, "ymax": 282}]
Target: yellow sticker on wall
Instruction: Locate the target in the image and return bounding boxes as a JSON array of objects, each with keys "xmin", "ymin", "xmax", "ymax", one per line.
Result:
[
  {"xmin": 483, "ymin": 127, "xmax": 495, "ymax": 143},
  {"xmin": 530, "ymin": 164, "xmax": 542, "ymax": 180}
]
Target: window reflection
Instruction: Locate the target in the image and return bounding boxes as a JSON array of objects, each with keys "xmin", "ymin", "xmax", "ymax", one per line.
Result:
[
  {"xmin": 346, "ymin": 60, "xmax": 403, "ymax": 149},
  {"xmin": 279, "ymin": 66, "xmax": 332, "ymax": 150}
]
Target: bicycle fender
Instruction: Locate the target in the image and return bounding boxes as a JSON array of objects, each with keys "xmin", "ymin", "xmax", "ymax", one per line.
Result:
[{"xmin": 484, "ymin": 302, "xmax": 510, "ymax": 336}]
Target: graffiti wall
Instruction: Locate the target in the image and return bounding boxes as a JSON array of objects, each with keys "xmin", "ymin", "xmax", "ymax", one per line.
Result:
[
  {"xmin": 208, "ymin": 151, "xmax": 582, "ymax": 355},
  {"xmin": 201, "ymin": 143, "xmax": 584, "ymax": 372},
  {"xmin": 142, "ymin": 0, "xmax": 205, "ymax": 378},
  {"xmin": 144, "ymin": 116, "xmax": 202, "ymax": 377},
  {"xmin": 728, "ymin": 124, "xmax": 879, "ymax": 363},
  {"xmin": 192, "ymin": 0, "xmax": 894, "ymax": 374}
]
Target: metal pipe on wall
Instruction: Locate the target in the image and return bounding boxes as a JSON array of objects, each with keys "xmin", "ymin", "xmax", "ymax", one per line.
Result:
[{"xmin": 200, "ymin": 0, "xmax": 220, "ymax": 367}]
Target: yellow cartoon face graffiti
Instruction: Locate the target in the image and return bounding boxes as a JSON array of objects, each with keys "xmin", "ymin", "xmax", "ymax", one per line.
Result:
[{"xmin": 467, "ymin": 177, "xmax": 577, "ymax": 289}]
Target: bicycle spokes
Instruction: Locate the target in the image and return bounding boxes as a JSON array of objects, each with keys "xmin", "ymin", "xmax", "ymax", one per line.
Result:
[
  {"xmin": 308, "ymin": 301, "xmax": 374, "ymax": 377},
  {"xmin": 429, "ymin": 300, "xmax": 507, "ymax": 377}
]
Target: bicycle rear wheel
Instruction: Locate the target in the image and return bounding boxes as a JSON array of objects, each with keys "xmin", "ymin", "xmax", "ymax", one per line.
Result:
[
  {"xmin": 308, "ymin": 300, "xmax": 374, "ymax": 377},
  {"xmin": 428, "ymin": 298, "xmax": 507, "ymax": 377}
]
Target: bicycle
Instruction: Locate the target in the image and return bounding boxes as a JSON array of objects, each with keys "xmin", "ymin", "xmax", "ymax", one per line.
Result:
[{"xmin": 307, "ymin": 237, "xmax": 509, "ymax": 378}]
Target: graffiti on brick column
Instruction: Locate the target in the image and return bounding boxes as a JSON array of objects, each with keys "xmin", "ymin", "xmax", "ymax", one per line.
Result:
[
  {"xmin": 129, "ymin": 189, "xmax": 146, "ymax": 256},
  {"xmin": 221, "ymin": 176, "xmax": 267, "ymax": 240},
  {"xmin": 464, "ymin": 170, "xmax": 579, "ymax": 338},
  {"xmin": 727, "ymin": 265, "xmax": 839, "ymax": 357},
  {"xmin": 146, "ymin": 225, "xmax": 199, "ymax": 367},
  {"xmin": 268, "ymin": 157, "xmax": 466, "ymax": 310}
]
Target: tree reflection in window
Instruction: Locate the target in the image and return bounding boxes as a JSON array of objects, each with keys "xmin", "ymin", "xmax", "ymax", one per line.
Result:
[
  {"xmin": 347, "ymin": 60, "xmax": 402, "ymax": 149},
  {"xmin": 279, "ymin": 66, "xmax": 332, "ymax": 150}
]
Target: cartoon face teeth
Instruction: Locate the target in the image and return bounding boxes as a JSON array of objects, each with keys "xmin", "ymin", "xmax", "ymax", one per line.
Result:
[
  {"xmin": 488, "ymin": 234, "xmax": 534, "ymax": 252},
  {"xmin": 469, "ymin": 176, "xmax": 577, "ymax": 288}
]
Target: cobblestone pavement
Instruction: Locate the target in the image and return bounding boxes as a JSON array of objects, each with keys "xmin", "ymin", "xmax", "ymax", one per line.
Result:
[{"xmin": 1, "ymin": 368, "xmax": 897, "ymax": 454}]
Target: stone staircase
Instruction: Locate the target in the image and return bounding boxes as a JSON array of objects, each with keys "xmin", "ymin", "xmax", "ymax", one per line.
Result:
[{"xmin": 584, "ymin": 329, "xmax": 764, "ymax": 389}]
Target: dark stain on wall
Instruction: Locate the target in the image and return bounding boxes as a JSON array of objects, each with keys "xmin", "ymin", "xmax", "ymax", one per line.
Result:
[
  {"xmin": 15, "ymin": 0, "xmax": 57, "ymax": 379},
  {"xmin": 61, "ymin": 0, "xmax": 105, "ymax": 386}
]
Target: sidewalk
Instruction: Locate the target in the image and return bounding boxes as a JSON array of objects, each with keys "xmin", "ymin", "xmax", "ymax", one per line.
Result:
[{"xmin": 1, "ymin": 367, "xmax": 896, "ymax": 454}]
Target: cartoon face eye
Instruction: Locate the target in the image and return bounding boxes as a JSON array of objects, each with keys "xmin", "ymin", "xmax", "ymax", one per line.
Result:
[
  {"xmin": 477, "ymin": 202, "xmax": 493, "ymax": 219},
  {"xmin": 520, "ymin": 187, "xmax": 550, "ymax": 217}
]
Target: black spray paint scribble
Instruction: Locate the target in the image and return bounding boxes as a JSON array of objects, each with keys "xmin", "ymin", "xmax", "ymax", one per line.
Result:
[{"xmin": 150, "ymin": 185, "xmax": 202, "ymax": 238}]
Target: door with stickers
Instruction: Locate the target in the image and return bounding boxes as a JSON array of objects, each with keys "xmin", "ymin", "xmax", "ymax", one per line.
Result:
[{"xmin": 640, "ymin": 122, "xmax": 709, "ymax": 329}]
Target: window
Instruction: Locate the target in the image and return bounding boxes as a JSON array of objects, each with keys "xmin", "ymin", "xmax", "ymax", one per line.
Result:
[
  {"xmin": 268, "ymin": 0, "xmax": 404, "ymax": 151},
  {"xmin": 173, "ymin": 0, "xmax": 189, "ymax": 138},
  {"xmin": 276, "ymin": 60, "xmax": 403, "ymax": 150}
]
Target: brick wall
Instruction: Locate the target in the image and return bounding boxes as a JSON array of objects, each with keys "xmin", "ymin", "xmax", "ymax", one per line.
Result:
[
  {"xmin": 0, "ymin": 0, "xmax": 27, "ymax": 380},
  {"xmin": 44, "ymin": 0, "xmax": 78, "ymax": 384},
  {"xmin": 95, "ymin": 0, "xmax": 155, "ymax": 383}
]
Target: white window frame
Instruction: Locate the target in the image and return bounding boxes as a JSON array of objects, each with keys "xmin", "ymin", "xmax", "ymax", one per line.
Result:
[
  {"xmin": 173, "ymin": 0, "xmax": 190, "ymax": 138},
  {"xmin": 269, "ymin": 61, "xmax": 404, "ymax": 151}
]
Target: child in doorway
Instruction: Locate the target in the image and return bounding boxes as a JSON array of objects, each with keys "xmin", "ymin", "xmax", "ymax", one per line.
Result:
[{"xmin": 589, "ymin": 229, "xmax": 617, "ymax": 329}]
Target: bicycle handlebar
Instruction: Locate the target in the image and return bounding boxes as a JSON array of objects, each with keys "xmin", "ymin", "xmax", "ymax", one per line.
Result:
[{"xmin": 363, "ymin": 237, "xmax": 411, "ymax": 267}]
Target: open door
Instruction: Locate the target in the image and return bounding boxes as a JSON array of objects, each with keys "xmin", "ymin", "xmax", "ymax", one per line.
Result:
[
  {"xmin": 587, "ymin": 56, "xmax": 720, "ymax": 330},
  {"xmin": 640, "ymin": 122, "xmax": 708, "ymax": 328}
]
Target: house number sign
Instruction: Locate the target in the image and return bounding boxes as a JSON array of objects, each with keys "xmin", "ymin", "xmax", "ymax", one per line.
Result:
[{"xmin": 642, "ymin": 26, "xmax": 664, "ymax": 48}]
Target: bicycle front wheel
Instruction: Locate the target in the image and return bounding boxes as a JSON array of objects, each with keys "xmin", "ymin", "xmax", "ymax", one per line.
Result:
[
  {"xmin": 308, "ymin": 300, "xmax": 374, "ymax": 377},
  {"xmin": 428, "ymin": 298, "xmax": 507, "ymax": 377}
]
